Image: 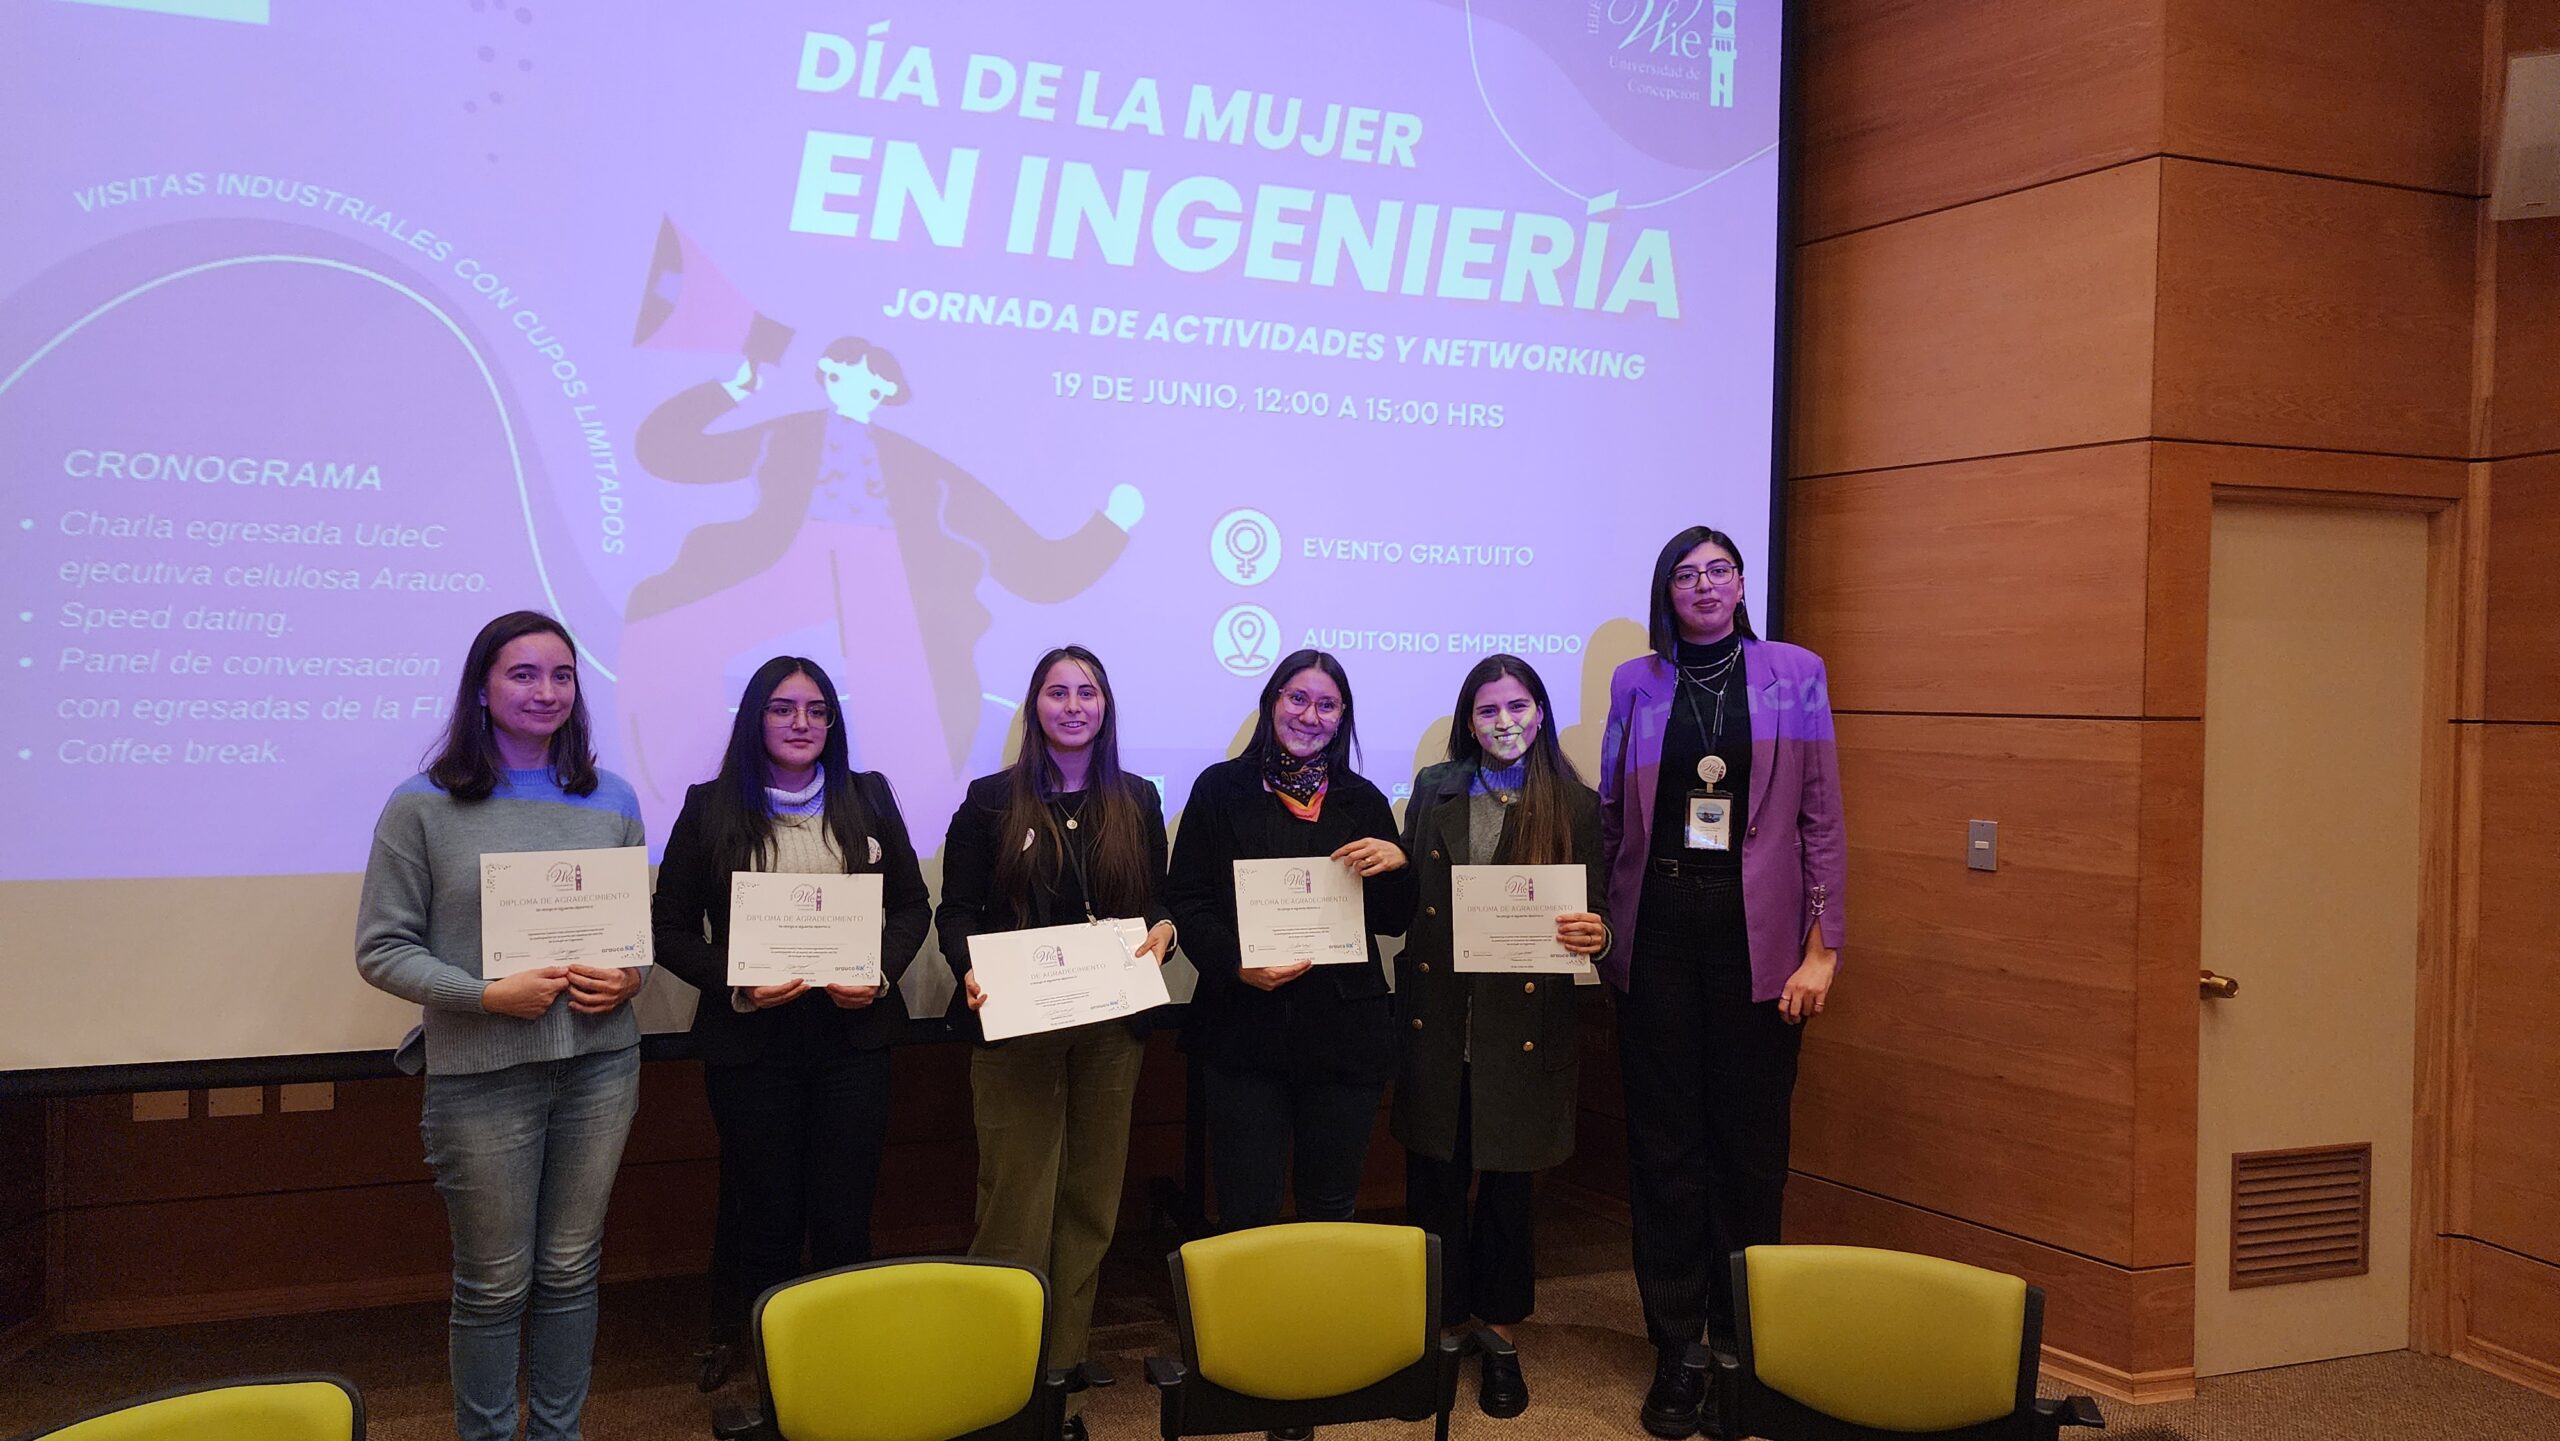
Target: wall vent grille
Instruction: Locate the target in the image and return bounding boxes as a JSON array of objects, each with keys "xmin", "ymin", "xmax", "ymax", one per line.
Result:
[{"xmin": 2231, "ymin": 1143, "xmax": 2371, "ymax": 1289}]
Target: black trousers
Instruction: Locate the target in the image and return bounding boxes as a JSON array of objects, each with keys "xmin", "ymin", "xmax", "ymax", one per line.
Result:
[
  {"xmin": 1618, "ymin": 867, "xmax": 1804, "ymax": 1351},
  {"xmin": 703, "ymin": 1046, "xmax": 894, "ymax": 1343},
  {"xmin": 1403, "ymin": 1066, "xmax": 1537, "ymax": 1328},
  {"xmin": 1204, "ymin": 1064, "xmax": 1385, "ymax": 1232}
]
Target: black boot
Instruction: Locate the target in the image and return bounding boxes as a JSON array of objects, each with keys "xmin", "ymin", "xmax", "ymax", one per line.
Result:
[
  {"xmin": 1639, "ymin": 1347, "xmax": 1704, "ymax": 1439},
  {"xmin": 1479, "ymin": 1342, "xmax": 1528, "ymax": 1418}
]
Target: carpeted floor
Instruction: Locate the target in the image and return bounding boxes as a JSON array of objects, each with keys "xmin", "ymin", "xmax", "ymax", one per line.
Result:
[{"xmin": 3, "ymin": 1202, "xmax": 2554, "ymax": 1439}]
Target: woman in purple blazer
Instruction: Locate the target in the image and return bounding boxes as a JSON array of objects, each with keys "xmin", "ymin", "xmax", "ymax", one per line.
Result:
[{"xmin": 1596, "ymin": 525, "xmax": 1847, "ymax": 1440}]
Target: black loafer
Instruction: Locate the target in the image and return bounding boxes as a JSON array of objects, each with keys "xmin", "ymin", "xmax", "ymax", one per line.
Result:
[
  {"xmin": 1479, "ymin": 1344, "xmax": 1529, "ymax": 1418},
  {"xmin": 694, "ymin": 1342, "xmax": 734, "ymax": 1393},
  {"xmin": 1640, "ymin": 1349, "xmax": 1704, "ymax": 1438},
  {"xmin": 1062, "ymin": 1417, "xmax": 1088, "ymax": 1441},
  {"xmin": 1265, "ymin": 1428, "xmax": 1314, "ymax": 1440}
]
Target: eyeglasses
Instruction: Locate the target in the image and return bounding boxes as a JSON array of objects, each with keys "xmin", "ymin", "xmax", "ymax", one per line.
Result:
[
  {"xmin": 1279, "ymin": 689, "xmax": 1343, "ymax": 720},
  {"xmin": 1670, "ymin": 561, "xmax": 1741, "ymax": 590},
  {"xmin": 764, "ymin": 700, "xmax": 834, "ymax": 727}
]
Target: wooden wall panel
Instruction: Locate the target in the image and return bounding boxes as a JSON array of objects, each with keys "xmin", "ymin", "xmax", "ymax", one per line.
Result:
[
  {"xmin": 1788, "ymin": 1175, "xmax": 2193, "ymax": 1394},
  {"xmin": 2155, "ymin": 161, "xmax": 2476, "ymax": 458},
  {"xmin": 2490, "ymin": 220, "xmax": 2560, "ymax": 459},
  {"xmin": 2484, "ymin": 454, "xmax": 2560, "ymax": 721},
  {"xmin": 2164, "ymin": 0, "xmax": 2486, "ymax": 195},
  {"xmin": 2130, "ymin": 720, "xmax": 2203, "ymax": 1267},
  {"xmin": 1783, "ymin": 444, "xmax": 2152, "ymax": 716},
  {"xmin": 2469, "ymin": 725, "xmax": 2560, "ymax": 1266},
  {"xmin": 1790, "ymin": 715, "xmax": 2144, "ymax": 1263},
  {"xmin": 1790, "ymin": 161, "xmax": 2161, "ymax": 478},
  {"xmin": 1798, "ymin": 0, "xmax": 2166, "ymax": 240},
  {"xmin": 2455, "ymin": 1238, "xmax": 2560, "ymax": 1396}
]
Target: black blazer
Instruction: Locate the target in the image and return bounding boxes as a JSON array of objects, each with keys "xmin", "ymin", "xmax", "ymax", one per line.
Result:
[
  {"xmin": 1166, "ymin": 756, "xmax": 1420, "ymax": 1086},
  {"xmin": 934, "ymin": 769, "xmax": 1174, "ymax": 1044},
  {"xmin": 650, "ymin": 772, "xmax": 933, "ymax": 1064}
]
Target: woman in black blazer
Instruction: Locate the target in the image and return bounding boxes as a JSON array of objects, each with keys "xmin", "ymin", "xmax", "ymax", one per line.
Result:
[
  {"xmin": 650, "ymin": 655, "xmax": 932, "ymax": 1373},
  {"xmin": 1168, "ymin": 648, "xmax": 1419, "ymax": 1231},
  {"xmin": 935, "ymin": 645, "xmax": 1175, "ymax": 1441},
  {"xmin": 1393, "ymin": 654, "xmax": 1611, "ymax": 1418}
]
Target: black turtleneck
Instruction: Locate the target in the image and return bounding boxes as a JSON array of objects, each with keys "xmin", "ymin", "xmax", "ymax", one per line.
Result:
[{"xmin": 1650, "ymin": 632, "xmax": 1751, "ymax": 865}]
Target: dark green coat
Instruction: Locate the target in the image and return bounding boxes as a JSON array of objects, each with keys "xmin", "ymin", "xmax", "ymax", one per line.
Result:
[{"xmin": 1389, "ymin": 760, "xmax": 1609, "ymax": 1174}]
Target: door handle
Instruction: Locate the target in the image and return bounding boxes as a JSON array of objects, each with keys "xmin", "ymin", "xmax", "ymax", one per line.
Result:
[{"xmin": 2200, "ymin": 970, "xmax": 2239, "ymax": 1000}]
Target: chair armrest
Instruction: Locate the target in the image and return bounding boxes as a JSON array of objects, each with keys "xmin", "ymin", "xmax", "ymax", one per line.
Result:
[
  {"xmin": 1144, "ymin": 1356, "xmax": 1187, "ymax": 1389},
  {"xmin": 709, "ymin": 1404, "xmax": 773, "ymax": 1439},
  {"xmin": 1080, "ymin": 1358, "xmax": 1116, "ymax": 1389},
  {"xmin": 1047, "ymin": 1366, "xmax": 1089, "ymax": 1397},
  {"xmin": 1469, "ymin": 1327, "xmax": 1519, "ymax": 1359}
]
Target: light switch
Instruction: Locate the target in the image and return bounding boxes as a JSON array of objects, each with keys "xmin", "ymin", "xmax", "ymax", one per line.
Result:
[{"xmin": 1967, "ymin": 820, "xmax": 1998, "ymax": 872}]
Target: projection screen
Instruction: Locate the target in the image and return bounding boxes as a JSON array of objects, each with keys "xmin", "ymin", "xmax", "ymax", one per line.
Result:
[{"xmin": 0, "ymin": 0, "xmax": 1789, "ymax": 1078}]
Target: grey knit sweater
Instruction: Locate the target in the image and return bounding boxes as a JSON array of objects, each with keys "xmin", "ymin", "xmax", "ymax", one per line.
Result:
[{"xmin": 355, "ymin": 767, "xmax": 647, "ymax": 1075}]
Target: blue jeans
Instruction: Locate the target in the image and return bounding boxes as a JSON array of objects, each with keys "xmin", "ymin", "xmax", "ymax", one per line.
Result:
[{"xmin": 421, "ymin": 1045, "xmax": 641, "ymax": 1441}]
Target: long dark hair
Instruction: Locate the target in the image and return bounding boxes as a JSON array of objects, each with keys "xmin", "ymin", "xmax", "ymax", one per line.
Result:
[
  {"xmin": 1242, "ymin": 649, "xmax": 1361, "ymax": 773},
  {"xmin": 425, "ymin": 610, "xmax": 599, "ymax": 801},
  {"xmin": 1446, "ymin": 654, "xmax": 1583, "ymax": 866},
  {"xmin": 693, "ymin": 656, "xmax": 877, "ymax": 879},
  {"xmin": 992, "ymin": 646, "xmax": 1152, "ymax": 917},
  {"xmin": 1646, "ymin": 525, "xmax": 1759, "ymax": 660}
]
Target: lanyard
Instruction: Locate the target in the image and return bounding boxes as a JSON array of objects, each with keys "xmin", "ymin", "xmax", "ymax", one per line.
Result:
[
  {"xmin": 1050, "ymin": 796, "xmax": 1098, "ymax": 922},
  {"xmin": 1678, "ymin": 648, "xmax": 1740, "ymax": 771}
]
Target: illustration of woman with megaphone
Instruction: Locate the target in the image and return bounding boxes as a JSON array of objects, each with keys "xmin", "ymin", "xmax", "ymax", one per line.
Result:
[{"xmin": 618, "ymin": 226, "xmax": 1141, "ymax": 831}]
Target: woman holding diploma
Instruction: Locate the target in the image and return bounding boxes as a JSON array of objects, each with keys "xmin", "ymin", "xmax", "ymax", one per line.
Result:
[
  {"xmin": 354, "ymin": 611, "xmax": 648, "ymax": 1441},
  {"xmin": 649, "ymin": 656, "xmax": 932, "ymax": 1380},
  {"xmin": 1393, "ymin": 654, "xmax": 1609, "ymax": 1418},
  {"xmin": 937, "ymin": 645, "xmax": 1175, "ymax": 1440},
  {"xmin": 1598, "ymin": 527, "xmax": 1847, "ymax": 1440},
  {"xmin": 1167, "ymin": 649, "xmax": 1417, "ymax": 1233}
]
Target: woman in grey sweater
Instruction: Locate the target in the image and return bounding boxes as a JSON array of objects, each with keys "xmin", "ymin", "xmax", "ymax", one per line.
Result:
[{"xmin": 355, "ymin": 610, "xmax": 648, "ymax": 1441}]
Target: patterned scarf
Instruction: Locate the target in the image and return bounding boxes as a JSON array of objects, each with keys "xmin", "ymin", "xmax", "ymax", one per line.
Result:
[{"xmin": 1265, "ymin": 748, "xmax": 1331, "ymax": 822}]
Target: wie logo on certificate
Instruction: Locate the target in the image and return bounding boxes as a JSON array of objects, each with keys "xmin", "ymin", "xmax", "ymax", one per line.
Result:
[
  {"xmin": 1233, "ymin": 856, "xmax": 1368, "ymax": 969},
  {"xmin": 728, "ymin": 871, "xmax": 884, "ymax": 988}
]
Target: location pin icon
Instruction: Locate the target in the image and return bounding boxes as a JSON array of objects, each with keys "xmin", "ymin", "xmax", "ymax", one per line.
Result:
[{"xmin": 1229, "ymin": 609, "xmax": 1265, "ymax": 661}]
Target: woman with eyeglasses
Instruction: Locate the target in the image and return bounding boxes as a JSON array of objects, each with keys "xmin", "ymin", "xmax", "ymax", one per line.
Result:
[
  {"xmin": 1391, "ymin": 654, "xmax": 1611, "ymax": 1418},
  {"xmin": 355, "ymin": 611, "xmax": 648, "ymax": 1441},
  {"xmin": 1168, "ymin": 648, "xmax": 1419, "ymax": 1233},
  {"xmin": 1597, "ymin": 527, "xmax": 1847, "ymax": 1440},
  {"xmin": 649, "ymin": 656, "xmax": 933, "ymax": 1379},
  {"xmin": 936, "ymin": 645, "xmax": 1175, "ymax": 1441}
]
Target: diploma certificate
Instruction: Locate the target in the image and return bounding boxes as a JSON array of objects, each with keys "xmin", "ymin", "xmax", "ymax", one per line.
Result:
[
  {"xmin": 970, "ymin": 918, "xmax": 1172, "ymax": 1041},
  {"xmin": 1233, "ymin": 856, "xmax": 1369, "ymax": 967},
  {"xmin": 727, "ymin": 872, "xmax": 884, "ymax": 987},
  {"xmin": 479, "ymin": 846, "xmax": 653, "ymax": 978},
  {"xmin": 1452, "ymin": 864, "xmax": 1591, "ymax": 975}
]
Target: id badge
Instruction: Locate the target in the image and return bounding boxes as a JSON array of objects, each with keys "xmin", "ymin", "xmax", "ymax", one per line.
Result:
[{"xmin": 1684, "ymin": 790, "xmax": 1733, "ymax": 851}]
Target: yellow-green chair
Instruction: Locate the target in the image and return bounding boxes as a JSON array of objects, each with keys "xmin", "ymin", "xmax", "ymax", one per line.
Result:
[
  {"xmin": 9, "ymin": 1374, "xmax": 361, "ymax": 1440},
  {"xmin": 1143, "ymin": 1222, "xmax": 1476, "ymax": 1441},
  {"xmin": 711, "ymin": 1256, "xmax": 1072, "ymax": 1441},
  {"xmin": 1713, "ymin": 1245, "xmax": 2106, "ymax": 1441}
]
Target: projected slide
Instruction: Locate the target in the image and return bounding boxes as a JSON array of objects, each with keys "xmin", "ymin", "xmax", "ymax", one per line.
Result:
[{"xmin": 0, "ymin": 0, "xmax": 1782, "ymax": 887}]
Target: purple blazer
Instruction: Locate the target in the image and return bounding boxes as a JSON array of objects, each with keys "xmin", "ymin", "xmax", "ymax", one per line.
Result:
[{"xmin": 1596, "ymin": 638, "xmax": 1848, "ymax": 1000}]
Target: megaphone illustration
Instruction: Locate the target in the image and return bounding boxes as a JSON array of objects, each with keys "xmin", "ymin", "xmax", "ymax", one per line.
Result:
[{"xmin": 632, "ymin": 217, "xmax": 795, "ymax": 369}]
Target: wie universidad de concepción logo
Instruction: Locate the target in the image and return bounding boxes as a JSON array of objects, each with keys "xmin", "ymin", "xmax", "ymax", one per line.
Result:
[{"xmin": 791, "ymin": 883, "xmax": 825, "ymax": 912}]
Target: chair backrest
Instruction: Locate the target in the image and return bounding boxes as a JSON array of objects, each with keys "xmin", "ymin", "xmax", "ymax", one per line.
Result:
[
  {"xmin": 1742, "ymin": 1245, "xmax": 2030, "ymax": 1433},
  {"xmin": 1175, "ymin": 1222, "xmax": 1428, "ymax": 1401},
  {"xmin": 23, "ymin": 1375, "xmax": 360, "ymax": 1441},
  {"xmin": 756, "ymin": 1258, "xmax": 1049, "ymax": 1441}
]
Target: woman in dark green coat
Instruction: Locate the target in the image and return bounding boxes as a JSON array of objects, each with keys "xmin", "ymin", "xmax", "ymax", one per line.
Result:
[{"xmin": 1392, "ymin": 653, "xmax": 1611, "ymax": 1420}]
